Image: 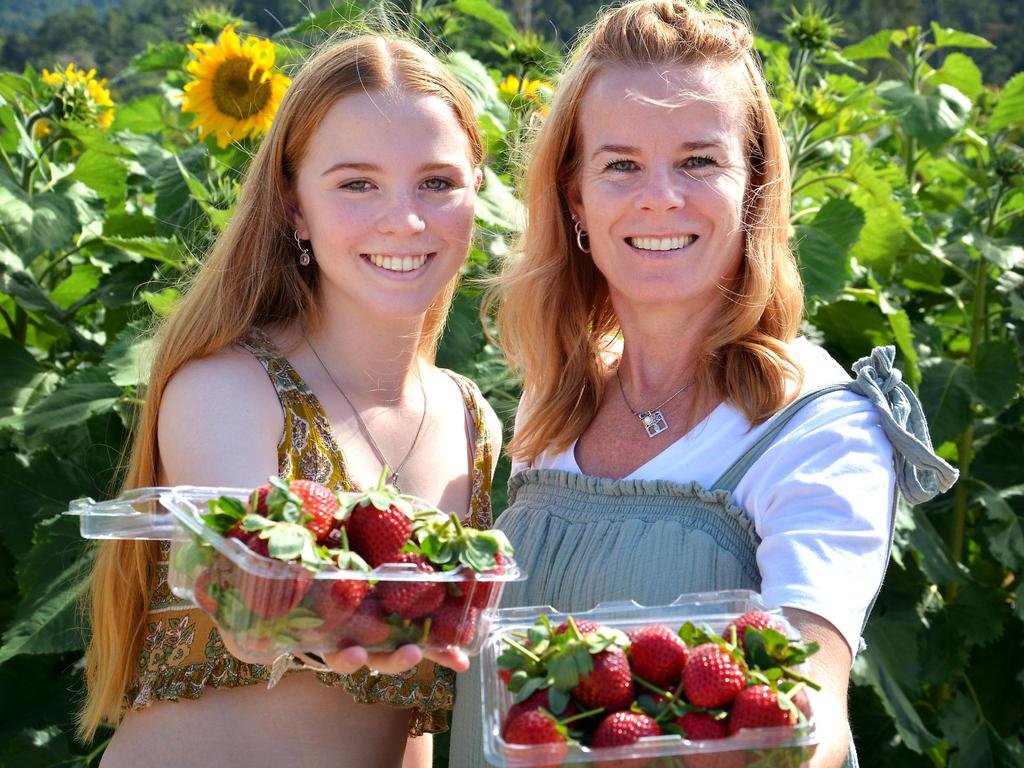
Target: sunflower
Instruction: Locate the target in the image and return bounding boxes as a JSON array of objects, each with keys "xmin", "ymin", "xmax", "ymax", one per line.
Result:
[
  {"xmin": 498, "ymin": 74, "xmax": 553, "ymax": 117},
  {"xmin": 40, "ymin": 63, "xmax": 116, "ymax": 130},
  {"xmin": 181, "ymin": 24, "xmax": 290, "ymax": 149}
]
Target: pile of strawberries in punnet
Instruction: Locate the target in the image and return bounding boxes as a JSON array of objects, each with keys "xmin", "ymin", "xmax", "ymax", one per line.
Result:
[
  {"xmin": 496, "ymin": 610, "xmax": 819, "ymax": 764},
  {"xmin": 177, "ymin": 470, "xmax": 512, "ymax": 653}
]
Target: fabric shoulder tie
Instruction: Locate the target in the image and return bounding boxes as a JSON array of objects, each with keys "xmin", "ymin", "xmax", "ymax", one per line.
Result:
[{"xmin": 848, "ymin": 345, "xmax": 958, "ymax": 505}]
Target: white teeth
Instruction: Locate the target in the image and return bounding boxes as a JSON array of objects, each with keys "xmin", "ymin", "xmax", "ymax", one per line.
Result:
[
  {"xmin": 629, "ymin": 235, "xmax": 697, "ymax": 251},
  {"xmin": 367, "ymin": 253, "xmax": 429, "ymax": 272}
]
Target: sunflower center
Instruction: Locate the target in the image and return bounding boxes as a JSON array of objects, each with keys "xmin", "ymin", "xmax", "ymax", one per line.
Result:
[{"xmin": 212, "ymin": 57, "xmax": 271, "ymax": 120}]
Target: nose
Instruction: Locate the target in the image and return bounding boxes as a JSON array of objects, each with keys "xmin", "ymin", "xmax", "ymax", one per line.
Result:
[
  {"xmin": 376, "ymin": 191, "xmax": 427, "ymax": 236},
  {"xmin": 636, "ymin": 167, "xmax": 685, "ymax": 212}
]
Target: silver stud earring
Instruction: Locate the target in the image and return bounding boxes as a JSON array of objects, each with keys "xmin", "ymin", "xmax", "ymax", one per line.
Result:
[
  {"xmin": 294, "ymin": 230, "xmax": 312, "ymax": 266},
  {"xmin": 572, "ymin": 215, "xmax": 591, "ymax": 254}
]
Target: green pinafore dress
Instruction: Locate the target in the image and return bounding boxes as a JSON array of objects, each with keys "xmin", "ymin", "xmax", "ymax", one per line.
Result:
[{"xmin": 449, "ymin": 347, "xmax": 957, "ymax": 767}]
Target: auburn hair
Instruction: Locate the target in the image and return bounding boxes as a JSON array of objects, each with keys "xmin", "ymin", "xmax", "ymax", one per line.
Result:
[
  {"xmin": 78, "ymin": 34, "xmax": 483, "ymax": 740},
  {"xmin": 491, "ymin": 0, "xmax": 803, "ymax": 464}
]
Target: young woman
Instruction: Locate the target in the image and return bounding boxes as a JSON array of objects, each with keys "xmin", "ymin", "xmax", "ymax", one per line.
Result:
[
  {"xmin": 450, "ymin": 2, "xmax": 957, "ymax": 766},
  {"xmin": 80, "ymin": 35, "xmax": 502, "ymax": 768}
]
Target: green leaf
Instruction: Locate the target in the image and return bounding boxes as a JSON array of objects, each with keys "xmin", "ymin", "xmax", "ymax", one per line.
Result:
[
  {"xmin": 947, "ymin": 580, "xmax": 1005, "ymax": 646},
  {"xmin": 141, "ymin": 287, "xmax": 181, "ymax": 317},
  {"xmin": 104, "ymin": 321, "xmax": 155, "ymax": 388},
  {"xmin": 476, "ymin": 167, "xmax": 524, "ymax": 232},
  {"xmin": 991, "ymin": 72, "xmax": 1024, "ymax": 131},
  {"xmin": 973, "ymin": 341, "xmax": 1020, "ymax": 412},
  {"xmin": 903, "ymin": 504, "xmax": 968, "ymax": 586},
  {"xmin": 0, "ymin": 176, "xmax": 81, "ymax": 260},
  {"xmin": 929, "ymin": 53, "xmax": 984, "ymax": 101},
  {"xmin": 0, "ymin": 334, "xmax": 46, "ymax": 420},
  {"xmin": 101, "ymin": 236, "xmax": 184, "ymax": 268},
  {"xmin": 918, "ymin": 358, "xmax": 973, "ymax": 446},
  {"xmin": 842, "ymin": 30, "xmax": 895, "ymax": 60},
  {"xmin": 929, "ymin": 23, "xmax": 994, "ymax": 50},
  {"xmin": 112, "ymin": 94, "xmax": 169, "ymax": 133},
  {"xmin": 2, "ymin": 366, "xmax": 120, "ymax": 436},
  {"xmin": 854, "ymin": 617, "xmax": 940, "ymax": 753},
  {"xmin": 69, "ymin": 149, "xmax": 127, "ymax": 204},
  {"xmin": 49, "ymin": 263, "xmax": 101, "ymax": 310},
  {"xmin": 949, "ymin": 720, "xmax": 1023, "ymax": 768},
  {"xmin": 878, "ymin": 82, "xmax": 971, "ymax": 154},
  {"xmin": 0, "ymin": 514, "xmax": 92, "ymax": 664},
  {"xmin": 796, "ymin": 198, "xmax": 863, "ymax": 303},
  {"xmin": 846, "ymin": 144, "xmax": 909, "ymax": 274},
  {"xmin": 446, "ymin": 51, "xmax": 509, "ymax": 128},
  {"xmin": 452, "ymin": 0, "xmax": 520, "ymax": 41},
  {"xmin": 128, "ymin": 41, "xmax": 189, "ymax": 72}
]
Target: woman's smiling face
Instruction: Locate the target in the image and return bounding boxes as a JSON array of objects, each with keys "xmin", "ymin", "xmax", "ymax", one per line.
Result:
[
  {"xmin": 292, "ymin": 89, "xmax": 480, "ymax": 320},
  {"xmin": 569, "ymin": 62, "xmax": 750, "ymax": 318}
]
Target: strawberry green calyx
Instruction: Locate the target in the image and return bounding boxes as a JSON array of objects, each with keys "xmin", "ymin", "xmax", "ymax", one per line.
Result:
[
  {"xmin": 202, "ymin": 495, "xmax": 248, "ymax": 533},
  {"xmin": 323, "ymin": 527, "xmax": 371, "ymax": 572},
  {"xmin": 340, "ymin": 465, "xmax": 414, "ymax": 518},
  {"xmin": 240, "ymin": 515, "xmax": 321, "ymax": 568},
  {"xmin": 413, "ymin": 512, "xmax": 513, "ymax": 572}
]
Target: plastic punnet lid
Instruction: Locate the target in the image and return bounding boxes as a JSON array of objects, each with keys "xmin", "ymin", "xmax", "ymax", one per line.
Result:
[{"xmin": 66, "ymin": 487, "xmax": 178, "ymax": 541}]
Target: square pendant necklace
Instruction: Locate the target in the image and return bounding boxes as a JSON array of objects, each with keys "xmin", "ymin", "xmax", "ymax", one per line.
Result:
[{"xmin": 615, "ymin": 366, "xmax": 693, "ymax": 438}]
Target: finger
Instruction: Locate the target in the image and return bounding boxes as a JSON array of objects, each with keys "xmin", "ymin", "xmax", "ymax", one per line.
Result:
[
  {"xmin": 364, "ymin": 644, "xmax": 424, "ymax": 675},
  {"xmin": 321, "ymin": 645, "xmax": 369, "ymax": 674},
  {"xmin": 424, "ymin": 647, "xmax": 470, "ymax": 673}
]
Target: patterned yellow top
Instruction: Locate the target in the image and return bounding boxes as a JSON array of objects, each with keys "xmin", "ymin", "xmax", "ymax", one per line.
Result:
[{"xmin": 125, "ymin": 328, "xmax": 496, "ymax": 734}]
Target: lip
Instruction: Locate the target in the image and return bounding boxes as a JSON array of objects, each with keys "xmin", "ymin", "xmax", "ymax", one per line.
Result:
[{"xmin": 361, "ymin": 252, "xmax": 436, "ymax": 279}]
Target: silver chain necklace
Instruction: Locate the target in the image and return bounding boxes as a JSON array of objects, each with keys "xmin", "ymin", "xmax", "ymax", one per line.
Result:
[
  {"xmin": 303, "ymin": 332, "xmax": 427, "ymax": 491},
  {"xmin": 615, "ymin": 366, "xmax": 693, "ymax": 438}
]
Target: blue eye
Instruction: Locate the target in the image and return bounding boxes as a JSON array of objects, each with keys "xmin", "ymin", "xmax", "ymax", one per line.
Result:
[
  {"xmin": 422, "ymin": 177, "xmax": 454, "ymax": 191},
  {"xmin": 605, "ymin": 159, "xmax": 638, "ymax": 172}
]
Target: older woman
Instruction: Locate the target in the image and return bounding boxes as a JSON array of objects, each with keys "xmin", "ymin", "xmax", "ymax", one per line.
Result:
[{"xmin": 450, "ymin": 1, "xmax": 956, "ymax": 766}]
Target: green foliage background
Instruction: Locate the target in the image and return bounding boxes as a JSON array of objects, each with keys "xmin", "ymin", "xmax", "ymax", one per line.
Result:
[{"xmin": 0, "ymin": 2, "xmax": 1021, "ymax": 767}]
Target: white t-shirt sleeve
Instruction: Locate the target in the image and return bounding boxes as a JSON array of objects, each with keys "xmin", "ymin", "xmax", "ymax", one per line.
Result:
[{"xmin": 734, "ymin": 388, "xmax": 896, "ymax": 658}]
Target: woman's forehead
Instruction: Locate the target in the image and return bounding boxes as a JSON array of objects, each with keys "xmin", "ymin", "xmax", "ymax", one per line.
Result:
[{"xmin": 578, "ymin": 63, "xmax": 748, "ymax": 148}]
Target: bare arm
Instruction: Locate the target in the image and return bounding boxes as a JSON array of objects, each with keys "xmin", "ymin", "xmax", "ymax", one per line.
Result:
[{"xmin": 782, "ymin": 607, "xmax": 852, "ymax": 768}]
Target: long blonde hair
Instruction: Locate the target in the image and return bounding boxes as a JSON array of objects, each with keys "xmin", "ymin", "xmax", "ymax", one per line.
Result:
[
  {"xmin": 493, "ymin": 0, "xmax": 803, "ymax": 463},
  {"xmin": 79, "ymin": 34, "xmax": 484, "ymax": 740}
]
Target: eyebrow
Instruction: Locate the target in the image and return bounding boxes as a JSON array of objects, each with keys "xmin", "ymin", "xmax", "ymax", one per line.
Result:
[
  {"xmin": 320, "ymin": 160, "xmax": 465, "ymax": 177},
  {"xmin": 591, "ymin": 141, "xmax": 724, "ymax": 159}
]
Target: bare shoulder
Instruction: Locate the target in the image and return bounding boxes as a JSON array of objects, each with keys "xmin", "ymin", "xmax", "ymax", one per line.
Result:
[{"xmin": 158, "ymin": 345, "xmax": 283, "ymax": 487}]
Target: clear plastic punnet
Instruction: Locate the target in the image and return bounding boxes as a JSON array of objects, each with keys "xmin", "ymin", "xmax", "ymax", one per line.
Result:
[
  {"xmin": 481, "ymin": 590, "xmax": 818, "ymax": 768},
  {"xmin": 67, "ymin": 485, "xmax": 524, "ymax": 659}
]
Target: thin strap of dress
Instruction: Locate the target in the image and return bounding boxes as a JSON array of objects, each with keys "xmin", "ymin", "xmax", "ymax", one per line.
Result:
[
  {"xmin": 442, "ymin": 370, "xmax": 494, "ymax": 530},
  {"xmin": 710, "ymin": 383, "xmax": 850, "ymax": 494},
  {"xmin": 236, "ymin": 327, "xmax": 355, "ymax": 491},
  {"xmin": 711, "ymin": 345, "xmax": 958, "ymax": 504}
]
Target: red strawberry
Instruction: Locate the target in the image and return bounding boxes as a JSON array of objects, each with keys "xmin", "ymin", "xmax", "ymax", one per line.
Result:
[
  {"xmin": 226, "ymin": 522, "xmax": 270, "ymax": 557},
  {"xmin": 428, "ymin": 599, "xmax": 478, "ymax": 647},
  {"xmin": 288, "ymin": 479, "xmax": 339, "ymax": 543},
  {"xmin": 555, "ymin": 618, "xmax": 601, "ymax": 636},
  {"xmin": 590, "ymin": 711, "xmax": 661, "ymax": 748},
  {"xmin": 238, "ymin": 568, "xmax": 313, "ymax": 621},
  {"xmin": 725, "ymin": 610, "xmax": 785, "ymax": 646},
  {"xmin": 628, "ymin": 624, "xmax": 689, "ymax": 688},
  {"xmin": 452, "ymin": 551, "xmax": 508, "ymax": 609},
  {"xmin": 683, "ymin": 644, "xmax": 747, "ymax": 708},
  {"xmin": 503, "ymin": 708, "xmax": 567, "ymax": 746},
  {"xmin": 727, "ymin": 685, "xmax": 798, "ymax": 734},
  {"xmin": 573, "ymin": 645, "xmax": 635, "ymax": 711},
  {"xmin": 498, "ymin": 668, "xmax": 513, "ymax": 686},
  {"xmin": 379, "ymin": 553, "xmax": 446, "ymax": 619},
  {"xmin": 337, "ymin": 592, "xmax": 391, "ymax": 648},
  {"xmin": 194, "ymin": 569, "xmax": 219, "ymax": 615},
  {"xmin": 347, "ymin": 502, "xmax": 412, "ymax": 567},
  {"xmin": 248, "ymin": 483, "xmax": 272, "ymax": 516},
  {"xmin": 675, "ymin": 711, "xmax": 727, "ymax": 741},
  {"xmin": 504, "ymin": 689, "xmax": 578, "ymax": 735},
  {"xmin": 310, "ymin": 576, "xmax": 370, "ymax": 630}
]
